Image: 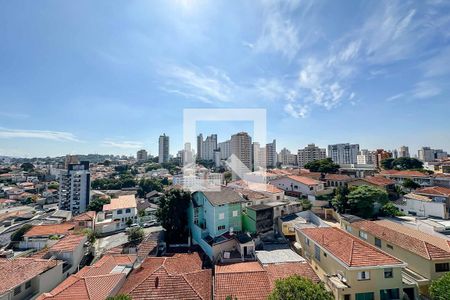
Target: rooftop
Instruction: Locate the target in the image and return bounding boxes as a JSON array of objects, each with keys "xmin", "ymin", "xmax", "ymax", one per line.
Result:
[
  {"xmin": 103, "ymin": 195, "xmax": 137, "ymax": 211},
  {"xmin": 286, "ymin": 175, "xmax": 321, "ymax": 186},
  {"xmin": 24, "ymin": 223, "xmax": 75, "ymax": 237},
  {"xmin": 48, "ymin": 234, "xmax": 87, "ymax": 252},
  {"xmin": 72, "ymin": 211, "xmax": 96, "ymax": 222},
  {"xmin": 0, "ymin": 258, "xmax": 60, "ymax": 294},
  {"xmin": 380, "ymin": 170, "xmax": 427, "ymax": 177},
  {"xmin": 256, "ymin": 248, "xmax": 305, "ymax": 264},
  {"xmin": 299, "ymin": 227, "xmax": 404, "ymax": 268},
  {"xmin": 201, "ymin": 187, "xmax": 245, "ymax": 206},
  {"xmin": 416, "ymin": 186, "xmax": 450, "ymax": 197},
  {"xmin": 119, "ymin": 253, "xmax": 211, "ymax": 300},
  {"xmin": 351, "ymin": 219, "xmax": 450, "ymax": 260},
  {"xmin": 359, "ymin": 176, "xmax": 395, "ymax": 186},
  {"xmin": 403, "ymin": 193, "xmax": 432, "ymax": 202}
]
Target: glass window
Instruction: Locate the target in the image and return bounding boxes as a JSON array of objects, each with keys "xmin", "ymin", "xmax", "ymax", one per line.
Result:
[
  {"xmin": 25, "ymin": 281, "xmax": 31, "ymax": 289},
  {"xmin": 125, "ymin": 208, "xmax": 131, "ymax": 213},
  {"xmin": 14, "ymin": 286, "xmax": 21, "ymax": 296},
  {"xmin": 345, "ymin": 225, "xmax": 352, "ymax": 233},
  {"xmin": 232, "ymin": 210, "xmax": 238, "ymax": 217},
  {"xmin": 305, "ymin": 237, "xmax": 310, "ymax": 245},
  {"xmin": 117, "ymin": 209, "xmax": 123, "ymax": 214},
  {"xmin": 356, "ymin": 292, "xmax": 374, "ymax": 300},
  {"xmin": 218, "ymin": 213, "xmax": 225, "ymax": 220},
  {"xmin": 357, "ymin": 271, "xmax": 370, "ymax": 281},
  {"xmin": 435, "ymin": 263, "xmax": 450, "ymax": 272},
  {"xmin": 217, "ymin": 225, "xmax": 225, "ymax": 231},
  {"xmin": 359, "ymin": 231, "xmax": 368, "ymax": 240},
  {"xmin": 380, "ymin": 289, "xmax": 399, "ymax": 300},
  {"xmin": 384, "ymin": 268, "xmax": 393, "ymax": 278},
  {"xmin": 314, "ymin": 245, "xmax": 321, "ymax": 261},
  {"xmin": 387, "ymin": 244, "xmax": 394, "ymax": 250},
  {"xmin": 375, "ymin": 238, "xmax": 382, "ymax": 248}
]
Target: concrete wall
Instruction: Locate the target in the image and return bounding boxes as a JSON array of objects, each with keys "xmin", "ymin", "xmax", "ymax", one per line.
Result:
[{"xmin": 395, "ymin": 198, "xmax": 448, "ymax": 219}]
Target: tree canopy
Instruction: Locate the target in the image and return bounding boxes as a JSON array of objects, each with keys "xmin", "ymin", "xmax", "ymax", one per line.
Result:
[
  {"xmin": 331, "ymin": 186, "xmax": 350, "ymax": 213},
  {"xmin": 402, "ymin": 178, "xmax": 421, "ymax": 190},
  {"xmin": 429, "ymin": 272, "xmax": 450, "ymax": 300},
  {"xmin": 87, "ymin": 197, "xmax": 111, "ymax": 212},
  {"xmin": 137, "ymin": 178, "xmax": 164, "ymax": 197},
  {"xmin": 91, "ymin": 174, "xmax": 136, "ymax": 190},
  {"xmin": 127, "ymin": 227, "xmax": 144, "ymax": 246},
  {"xmin": 106, "ymin": 295, "xmax": 131, "ymax": 300},
  {"xmin": 20, "ymin": 162, "xmax": 35, "ymax": 172},
  {"xmin": 268, "ymin": 275, "xmax": 334, "ymax": 300},
  {"xmin": 381, "ymin": 157, "xmax": 423, "ymax": 170},
  {"xmin": 347, "ymin": 185, "xmax": 388, "ymax": 219},
  {"xmin": 156, "ymin": 189, "xmax": 191, "ymax": 243},
  {"xmin": 304, "ymin": 158, "xmax": 339, "ymax": 173}
]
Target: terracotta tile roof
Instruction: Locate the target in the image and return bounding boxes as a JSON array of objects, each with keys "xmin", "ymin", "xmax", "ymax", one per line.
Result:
[
  {"xmin": 263, "ymin": 262, "xmax": 320, "ymax": 288},
  {"xmin": 380, "ymin": 170, "xmax": 427, "ymax": 177},
  {"xmin": 24, "ymin": 223, "xmax": 75, "ymax": 237},
  {"xmin": 416, "ymin": 186, "xmax": 450, "ymax": 197},
  {"xmin": 286, "ymin": 175, "xmax": 321, "ymax": 186},
  {"xmin": 403, "ymin": 193, "xmax": 432, "ymax": 202},
  {"xmin": 85, "ymin": 254, "xmax": 136, "ymax": 277},
  {"xmin": 299, "ymin": 227, "xmax": 404, "ymax": 267},
  {"xmin": 49, "ymin": 234, "xmax": 87, "ymax": 252},
  {"xmin": 360, "ymin": 176, "xmax": 395, "ymax": 186},
  {"xmin": 352, "ymin": 219, "xmax": 450, "ymax": 260},
  {"xmin": 103, "ymin": 195, "xmax": 137, "ymax": 211},
  {"xmin": 72, "ymin": 211, "xmax": 96, "ymax": 222},
  {"xmin": 324, "ymin": 174, "xmax": 352, "ymax": 181},
  {"xmin": 119, "ymin": 253, "xmax": 211, "ymax": 300},
  {"xmin": 0, "ymin": 258, "xmax": 60, "ymax": 294},
  {"xmin": 214, "ymin": 262, "xmax": 271, "ymax": 300}
]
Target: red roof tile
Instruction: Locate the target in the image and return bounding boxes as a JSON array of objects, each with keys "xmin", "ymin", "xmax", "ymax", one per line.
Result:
[
  {"xmin": 360, "ymin": 176, "xmax": 395, "ymax": 186},
  {"xmin": 72, "ymin": 211, "xmax": 96, "ymax": 222},
  {"xmin": 352, "ymin": 219, "xmax": 450, "ymax": 260},
  {"xmin": 49, "ymin": 234, "xmax": 86, "ymax": 252},
  {"xmin": 286, "ymin": 175, "xmax": 321, "ymax": 186},
  {"xmin": 0, "ymin": 258, "xmax": 60, "ymax": 294},
  {"xmin": 24, "ymin": 223, "xmax": 74, "ymax": 237},
  {"xmin": 103, "ymin": 195, "xmax": 137, "ymax": 211},
  {"xmin": 299, "ymin": 227, "xmax": 404, "ymax": 267},
  {"xmin": 119, "ymin": 253, "xmax": 211, "ymax": 300},
  {"xmin": 263, "ymin": 262, "xmax": 320, "ymax": 288},
  {"xmin": 380, "ymin": 170, "xmax": 427, "ymax": 177},
  {"xmin": 416, "ymin": 186, "xmax": 450, "ymax": 197}
]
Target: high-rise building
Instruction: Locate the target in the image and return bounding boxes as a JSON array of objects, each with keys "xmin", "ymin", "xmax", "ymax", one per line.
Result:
[
  {"xmin": 357, "ymin": 149, "xmax": 374, "ymax": 165},
  {"xmin": 328, "ymin": 143, "xmax": 359, "ymax": 165},
  {"xmin": 297, "ymin": 144, "xmax": 326, "ymax": 167},
  {"xmin": 158, "ymin": 134, "xmax": 169, "ymax": 163},
  {"xmin": 230, "ymin": 132, "xmax": 252, "ymax": 176},
  {"xmin": 374, "ymin": 149, "xmax": 392, "ymax": 168},
  {"xmin": 59, "ymin": 161, "xmax": 90, "ymax": 215},
  {"xmin": 64, "ymin": 155, "xmax": 79, "ymax": 169},
  {"xmin": 418, "ymin": 147, "xmax": 434, "ymax": 162},
  {"xmin": 136, "ymin": 149, "xmax": 148, "ymax": 162},
  {"xmin": 252, "ymin": 142, "xmax": 265, "ymax": 170},
  {"xmin": 197, "ymin": 134, "xmax": 217, "ymax": 161},
  {"xmin": 178, "ymin": 143, "xmax": 194, "ymax": 165},
  {"xmin": 266, "ymin": 139, "xmax": 277, "ymax": 168},
  {"xmin": 279, "ymin": 148, "xmax": 297, "ymax": 166},
  {"xmin": 218, "ymin": 140, "xmax": 231, "ymax": 160}
]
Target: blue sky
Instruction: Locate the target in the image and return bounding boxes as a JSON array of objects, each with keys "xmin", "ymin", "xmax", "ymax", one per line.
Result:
[{"xmin": 1, "ymin": 0, "xmax": 449, "ymax": 157}]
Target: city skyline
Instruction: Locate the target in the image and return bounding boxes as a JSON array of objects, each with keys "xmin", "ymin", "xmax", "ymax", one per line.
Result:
[{"xmin": 1, "ymin": 1, "xmax": 450, "ymax": 157}]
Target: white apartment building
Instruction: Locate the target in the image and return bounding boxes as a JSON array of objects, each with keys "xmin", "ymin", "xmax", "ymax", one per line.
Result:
[
  {"xmin": 197, "ymin": 134, "xmax": 218, "ymax": 161},
  {"xmin": 252, "ymin": 142, "xmax": 265, "ymax": 170},
  {"xmin": 231, "ymin": 132, "xmax": 252, "ymax": 176},
  {"xmin": 328, "ymin": 143, "xmax": 359, "ymax": 164},
  {"xmin": 136, "ymin": 149, "xmax": 148, "ymax": 162},
  {"xmin": 59, "ymin": 161, "xmax": 90, "ymax": 215},
  {"xmin": 297, "ymin": 144, "xmax": 326, "ymax": 167},
  {"xmin": 398, "ymin": 146, "xmax": 410, "ymax": 158},
  {"xmin": 97, "ymin": 194, "xmax": 138, "ymax": 233},
  {"xmin": 279, "ymin": 148, "xmax": 297, "ymax": 166},
  {"xmin": 357, "ymin": 149, "xmax": 374, "ymax": 165},
  {"xmin": 218, "ymin": 140, "xmax": 231, "ymax": 160},
  {"xmin": 266, "ymin": 139, "xmax": 277, "ymax": 168},
  {"xmin": 158, "ymin": 134, "xmax": 169, "ymax": 163}
]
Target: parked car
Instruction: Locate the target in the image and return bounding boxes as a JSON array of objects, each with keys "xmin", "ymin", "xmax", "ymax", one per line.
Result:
[
  {"xmin": 142, "ymin": 221, "xmax": 156, "ymax": 228},
  {"xmin": 125, "ymin": 224, "xmax": 140, "ymax": 232}
]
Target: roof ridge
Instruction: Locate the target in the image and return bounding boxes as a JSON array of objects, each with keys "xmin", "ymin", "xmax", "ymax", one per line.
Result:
[
  {"xmin": 82, "ymin": 277, "xmax": 93, "ymax": 300},
  {"xmin": 128, "ymin": 264, "xmax": 167, "ymax": 294},
  {"xmin": 349, "ymin": 239, "xmax": 355, "ymax": 266},
  {"xmin": 423, "ymin": 241, "xmax": 432, "ymax": 260},
  {"xmin": 47, "ymin": 275, "xmax": 83, "ymax": 298},
  {"xmin": 180, "ymin": 272, "xmax": 205, "ymax": 300}
]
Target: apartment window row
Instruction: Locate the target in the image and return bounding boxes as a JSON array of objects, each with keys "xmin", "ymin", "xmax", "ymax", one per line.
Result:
[
  {"xmin": 13, "ymin": 281, "xmax": 32, "ymax": 296},
  {"xmin": 356, "ymin": 269, "xmax": 393, "ymax": 281}
]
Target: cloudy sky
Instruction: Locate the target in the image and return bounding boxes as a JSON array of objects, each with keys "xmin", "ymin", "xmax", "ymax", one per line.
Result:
[{"xmin": 1, "ymin": 0, "xmax": 449, "ymax": 157}]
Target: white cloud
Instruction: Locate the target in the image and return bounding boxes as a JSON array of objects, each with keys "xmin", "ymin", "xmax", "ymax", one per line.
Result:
[
  {"xmin": 411, "ymin": 81, "xmax": 442, "ymax": 99},
  {"xmin": 0, "ymin": 128, "xmax": 79, "ymax": 142},
  {"xmin": 284, "ymin": 103, "xmax": 309, "ymax": 118},
  {"xmin": 101, "ymin": 140, "xmax": 144, "ymax": 149},
  {"xmin": 385, "ymin": 93, "xmax": 405, "ymax": 102}
]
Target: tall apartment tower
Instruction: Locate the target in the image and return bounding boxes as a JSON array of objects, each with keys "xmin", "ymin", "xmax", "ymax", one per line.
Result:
[
  {"xmin": 357, "ymin": 149, "xmax": 374, "ymax": 165},
  {"xmin": 266, "ymin": 139, "xmax": 277, "ymax": 168},
  {"xmin": 64, "ymin": 155, "xmax": 79, "ymax": 169},
  {"xmin": 136, "ymin": 149, "xmax": 148, "ymax": 162},
  {"xmin": 279, "ymin": 148, "xmax": 297, "ymax": 166},
  {"xmin": 327, "ymin": 143, "xmax": 359, "ymax": 165},
  {"xmin": 158, "ymin": 134, "xmax": 169, "ymax": 163},
  {"xmin": 297, "ymin": 143, "xmax": 326, "ymax": 167},
  {"xmin": 230, "ymin": 132, "xmax": 252, "ymax": 175},
  {"xmin": 196, "ymin": 134, "xmax": 203, "ymax": 161},
  {"xmin": 252, "ymin": 142, "xmax": 265, "ymax": 170},
  {"xmin": 198, "ymin": 134, "xmax": 217, "ymax": 161},
  {"xmin": 59, "ymin": 161, "xmax": 90, "ymax": 215},
  {"xmin": 218, "ymin": 140, "xmax": 231, "ymax": 160},
  {"xmin": 418, "ymin": 147, "xmax": 434, "ymax": 162}
]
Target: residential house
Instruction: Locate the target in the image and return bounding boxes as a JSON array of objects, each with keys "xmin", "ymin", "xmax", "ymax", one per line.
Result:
[
  {"xmin": 188, "ymin": 187, "xmax": 255, "ymax": 262},
  {"xmin": 0, "ymin": 258, "xmax": 64, "ymax": 300},
  {"xmin": 395, "ymin": 193, "xmax": 449, "ymax": 219},
  {"xmin": 348, "ymin": 176, "xmax": 397, "ymax": 199},
  {"xmin": 242, "ymin": 204, "xmax": 274, "ymax": 234},
  {"xmin": 296, "ymin": 227, "xmax": 408, "ymax": 300},
  {"xmin": 96, "ymin": 195, "xmax": 138, "ymax": 234},
  {"xmin": 278, "ymin": 210, "xmax": 329, "ymax": 237},
  {"xmin": 324, "ymin": 174, "xmax": 353, "ymax": 188},
  {"xmin": 119, "ymin": 253, "xmax": 211, "ymax": 300},
  {"xmin": 342, "ymin": 218, "xmax": 450, "ymax": 297},
  {"xmin": 38, "ymin": 254, "xmax": 136, "ymax": 300},
  {"xmin": 46, "ymin": 234, "xmax": 88, "ymax": 275},
  {"xmin": 269, "ymin": 175, "xmax": 332, "ymax": 203},
  {"xmin": 20, "ymin": 223, "xmax": 75, "ymax": 250},
  {"xmin": 72, "ymin": 211, "xmax": 97, "ymax": 230}
]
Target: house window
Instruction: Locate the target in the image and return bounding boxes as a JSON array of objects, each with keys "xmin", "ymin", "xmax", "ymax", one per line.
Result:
[
  {"xmin": 359, "ymin": 231, "xmax": 368, "ymax": 240},
  {"xmin": 357, "ymin": 271, "xmax": 370, "ymax": 281},
  {"xmin": 232, "ymin": 210, "xmax": 238, "ymax": 217},
  {"xmin": 218, "ymin": 213, "xmax": 225, "ymax": 220},
  {"xmin": 375, "ymin": 238, "xmax": 382, "ymax": 248},
  {"xmin": 387, "ymin": 244, "xmax": 394, "ymax": 250},
  {"xmin": 305, "ymin": 237, "xmax": 310, "ymax": 246},
  {"xmin": 117, "ymin": 209, "xmax": 123, "ymax": 214},
  {"xmin": 294, "ymin": 185, "xmax": 298, "ymax": 189},
  {"xmin": 217, "ymin": 225, "xmax": 226, "ymax": 231},
  {"xmin": 435, "ymin": 263, "xmax": 450, "ymax": 272},
  {"xmin": 14, "ymin": 286, "xmax": 21, "ymax": 296},
  {"xmin": 314, "ymin": 245, "xmax": 321, "ymax": 261},
  {"xmin": 380, "ymin": 289, "xmax": 399, "ymax": 300},
  {"xmin": 384, "ymin": 268, "xmax": 393, "ymax": 278},
  {"xmin": 323, "ymin": 252, "xmax": 327, "ymax": 257},
  {"xmin": 345, "ymin": 225, "xmax": 352, "ymax": 233},
  {"xmin": 125, "ymin": 208, "xmax": 131, "ymax": 213},
  {"xmin": 25, "ymin": 281, "xmax": 31, "ymax": 289},
  {"xmin": 356, "ymin": 292, "xmax": 374, "ymax": 300},
  {"xmin": 344, "ymin": 295, "xmax": 351, "ymax": 300}
]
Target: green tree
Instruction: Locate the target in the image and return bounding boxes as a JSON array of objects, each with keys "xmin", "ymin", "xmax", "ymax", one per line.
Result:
[
  {"xmin": 224, "ymin": 171, "xmax": 232, "ymax": 184},
  {"xmin": 47, "ymin": 182, "xmax": 59, "ymax": 190},
  {"xmin": 88, "ymin": 197, "xmax": 111, "ymax": 212},
  {"xmin": 106, "ymin": 294, "xmax": 132, "ymax": 300},
  {"xmin": 332, "ymin": 186, "xmax": 350, "ymax": 213},
  {"xmin": 156, "ymin": 189, "xmax": 191, "ymax": 243},
  {"xmin": 126, "ymin": 219, "xmax": 133, "ymax": 226},
  {"xmin": 127, "ymin": 227, "xmax": 144, "ymax": 246},
  {"xmin": 20, "ymin": 162, "xmax": 35, "ymax": 172},
  {"xmin": 392, "ymin": 157, "xmax": 423, "ymax": 170},
  {"xmin": 429, "ymin": 272, "xmax": 450, "ymax": 300},
  {"xmin": 82, "ymin": 229, "xmax": 98, "ymax": 244},
  {"xmin": 268, "ymin": 275, "xmax": 334, "ymax": 300},
  {"xmin": 379, "ymin": 202, "xmax": 403, "ymax": 217},
  {"xmin": 300, "ymin": 199, "xmax": 312, "ymax": 210},
  {"xmin": 347, "ymin": 185, "xmax": 388, "ymax": 219},
  {"xmin": 137, "ymin": 178, "xmax": 163, "ymax": 197},
  {"xmin": 11, "ymin": 224, "xmax": 33, "ymax": 241},
  {"xmin": 380, "ymin": 158, "xmax": 395, "ymax": 170},
  {"xmin": 402, "ymin": 178, "xmax": 421, "ymax": 190},
  {"xmin": 304, "ymin": 158, "xmax": 340, "ymax": 173}
]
